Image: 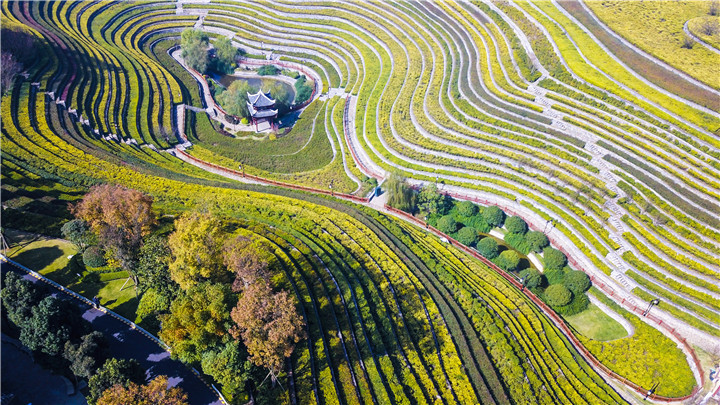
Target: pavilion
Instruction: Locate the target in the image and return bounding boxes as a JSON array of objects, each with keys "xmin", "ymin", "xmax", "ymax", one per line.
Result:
[{"xmin": 246, "ymin": 90, "xmax": 278, "ymax": 132}]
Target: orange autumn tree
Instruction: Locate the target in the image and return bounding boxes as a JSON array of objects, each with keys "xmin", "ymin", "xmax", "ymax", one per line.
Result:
[
  {"xmin": 230, "ymin": 280, "xmax": 305, "ymax": 381},
  {"xmin": 223, "ymin": 235, "xmax": 269, "ymax": 291},
  {"xmin": 72, "ymin": 184, "xmax": 156, "ymax": 285},
  {"xmin": 97, "ymin": 375, "xmax": 188, "ymax": 405}
]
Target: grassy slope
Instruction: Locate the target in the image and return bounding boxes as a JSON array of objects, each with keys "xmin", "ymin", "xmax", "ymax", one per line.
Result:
[{"xmin": 565, "ymin": 303, "xmax": 628, "ymax": 341}]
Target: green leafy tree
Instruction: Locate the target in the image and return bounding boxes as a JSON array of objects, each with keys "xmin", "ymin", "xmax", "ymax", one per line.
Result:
[
  {"xmin": 563, "ymin": 271, "xmax": 591, "ymax": 295},
  {"xmin": 216, "ymin": 79, "xmax": 255, "ymax": 119},
  {"xmin": 87, "ymin": 358, "xmax": 146, "ymax": 405},
  {"xmin": 264, "ymin": 80, "xmax": 291, "ymax": 114},
  {"xmin": 168, "ymin": 212, "xmax": 230, "ymax": 290},
  {"xmin": 476, "ymin": 237, "xmax": 499, "ymax": 259},
  {"xmin": 20, "ymin": 296, "xmax": 76, "ymax": 356},
  {"xmin": 1, "ymin": 272, "xmax": 41, "ymax": 328},
  {"xmin": 158, "ymin": 282, "xmax": 234, "ymax": 364},
  {"xmin": 417, "ymin": 183, "xmax": 444, "ymax": 215},
  {"xmin": 544, "ymin": 284, "xmax": 572, "ymax": 307},
  {"xmin": 294, "ymin": 75, "xmax": 313, "ymax": 104},
  {"xmin": 494, "ymin": 250, "xmax": 520, "ymax": 272},
  {"xmin": 526, "ymin": 231, "xmax": 549, "ymax": 253},
  {"xmin": 386, "ymin": 173, "xmax": 416, "ymax": 213},
  {"xmin": 136, "ymin": 235, "xmax": 177, "ymax": 296},
  {"xmin": 83, "ymin": 246, "xmax": 107, "ymax": 268},
  {"xmin": 224, "ymin": 235, "xmax": 268, "ymax": 291},
  {"xmin": 135, "ymin": 288, "xmax": 172, "ymax": 330},
  {"xmin": 455, "ymin": 226, "xmax": 478, "ymax": 246},
  {"xmin": 544, "ymin": 268, "xmax": 566, "ymax": 285},
  {"xmin": 542, "ymin": 247, "xmax": 567, "ymax": 271},
  {"xmin": 61, "ymin": 219, "xmax": 94, "ymax": 252},
  {"xmin": 64, "ymin": 331, "xmax": 110, "ymax": 383},
  {"xmin": 482, "ymin": 206, "xmax": 505, "ymax": 228},
  {"xmin": 97, "ymin": 375, "xmax": 188, "ymax": 405},
  {"xmin": 213, "ymin": 37, "xmax": 237, "ymax": 74},
  {"xmin": 456, "ymin": 200, "xmax": 478, "ymax": 217},
  {"xmin": 436, "ymin": 215, "xmax": 457, "ymax": 234},
  {"xmin": 231, "ymin": 281, "xmax": 305, "ymax": 380},
  {"xmin": 519, "ymin": 269, "xmax": 543, "ymax": 289},
  {"xmin": 257, "ymin": 65, "xmax": 279, "ymax": 76},
  {"xmin": 201, "ymin": 341, "xmax": 254, "ymax": 400},
  {"xmin": 181, "ymin": 28, "xmax": 209, "ymax": 73},
  {"xmin": 505, "ymin": 216, "xmax": 527, "ymax": 234}
]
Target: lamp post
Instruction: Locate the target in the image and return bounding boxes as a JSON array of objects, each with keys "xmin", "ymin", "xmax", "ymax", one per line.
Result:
[
  {"xmin": 238, "ymin": 164, "xmax": 244, "ymax": 178},
  {"xmin": 329, "ymin": 181, "xmax": 334, "ymax": 196},
  {"xmin": 643, "ymin": 299, "xmax": 660, "ymax": 317},
  {"xmin": 643, "ymin": 382, "xmax": 659, "ymax": 400},
  {"xmin": 519, "ymin": 277, "xmax": 526, "ymax": 292}
]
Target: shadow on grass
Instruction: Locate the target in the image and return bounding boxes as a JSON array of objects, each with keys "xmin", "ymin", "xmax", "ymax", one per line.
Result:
[{"xmin": 11, "ymin": 246, "xmax": 64, "ymax": 272}]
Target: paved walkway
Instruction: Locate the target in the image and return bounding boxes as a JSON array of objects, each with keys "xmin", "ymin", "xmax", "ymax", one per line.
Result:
[{"xmin": 1, "ymin": 261, "xmax": 223, "ymax": 405}]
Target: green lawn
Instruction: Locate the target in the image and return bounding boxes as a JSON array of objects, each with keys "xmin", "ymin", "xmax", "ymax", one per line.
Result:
[
  {"xmin": 6, "ymin": 229, "xmax": 139, "ymax": 320},
  {"xmin": 565, "ymin": 304, "xmax": 628, "ymax": 341}
]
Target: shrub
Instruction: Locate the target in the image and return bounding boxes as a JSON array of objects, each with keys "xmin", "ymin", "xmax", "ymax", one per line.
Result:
[
  {"xmin": 681, "ymin": 35, "xmax": 695, "ymax": 49},
  {"xmin": 468, "ymin": 214, "xmax": 492, "ymax": 233},
  {"xmin": 526, "ymin": 231, "xmax": 549, "ymax": 253},
  {"xmin": 543, "ymin": 247, "xmax": 567, "ymax": 271},
  {"xmin": 437, "ymin": 215, "xmax": 457, "ymax": 234},
  {"xmin": 482, "ymin": 206, "xmax": 505, "ymax": 228},
  {"xmin": 456, "ymin": 200, "xmax": 478, "ymax": 217},
  {"xmin": 257, "ymin": 65, "xmax": 279, "ymax": 76},
  {"xmin": 544, "ymin": 284, "xmax": 572, "ymax": 307},
  {"xmin": 83, "ymin": 246, "xmax": 107, "ymax": 268},
  {"xmin": 519, "ymin": 269, "xmax": 543, "ymax": 289},
  {"xmin": 504, "ymin": 232, "xmax": 530, "ymax": 254},
  {"xmin": 477, "ymin": 237, "xmax": 499, "ymax": 259},
  {"xmin": 564, "ymin": 271, "xmax": 591, "ymax": 295},
  {"xmin": 456, "ymin": 226, "xmax": 479, "ymax": 246},
  {"xmin": 505, "ymin": 216, "xmax": 527, "ymax": 234},
  {"xmin": 494, "ymin": 250, "xmax": 520, "ymax": 271}
]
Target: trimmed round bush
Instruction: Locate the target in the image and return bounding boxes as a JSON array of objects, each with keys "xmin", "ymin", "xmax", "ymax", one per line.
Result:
[
  {"xmin": 83, "ymin": 246, "xmax": 106, "ymax": 268},
  {"xmin": 544, "ymin": 267, "xmax": 566, "ymax": 285},
  {"xmin": 495, "ymin": 250, "xmax": 520, "ymax": 271},
  {"xmin": 468, "ymin": 215, "xmax": 491, "ymax": 233},
  {"xmin": 554, "ymin": 294, "xmax": 590, "ymax": 316},
  {"xmin": 456, "ymin": 201, "xmax": 478, "ymax": 217},
  {"xmin": 545, "ymin": 284, "xmax": 572, "ymax": 307},
  {"xmin": 436, "ymin": 215, "xmax": 457, "ymax": 234},
  {"xmin": 505, "ymin": 216, "xmax": 527, "ymax": 234},
  {"xmin": 543, "ymin": 247, "xmax": 567, "ymax": 271},
  {"xmin": 482, "ymin": 206, "xmax": 505, "ymax": 228},
  {"xmin": 477, "ymin": 237, "xmax": 499, "ymax": 259},
  {"xmin": 456, "ymin": 226, "xmax": 478, "ymax": 246},
  {"xmin": 564, "ymin": 271, "xmax": 591, "ymax": 295},
  {"xmin": 519, "ymin": 269, "xmax": 543, "ymax": 289},
  {"xmin": 526, "ymin": 231, "xmax": 549, "ymax": 253}
]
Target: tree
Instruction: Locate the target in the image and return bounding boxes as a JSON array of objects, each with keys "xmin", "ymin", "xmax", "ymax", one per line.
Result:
[
  {"xmin": 386, "ymin": 173, "xmax": 416, "ymax": 213},
  {"xmin": 526, "ymin": 231, "xmax": 549, "ymax": 253},
  {"xmin": 224, "ymin": 235, "xmax": 268, "ymax": 291},
  {"xmin": 88, "ymin": 358, "xmax": 147, "ymax": 405},
  {"xmin": 544, "ymin": 284, "xmax": 572, "ymax": 307},
  {"xmin": 294, "ymin": 75, "xmax": 313, "ymax": 104},
  {"xmin": 61, "ymin": 219, "xmax": 94, "ymax": 252},
  {"xmin": 135, "ymin": 288, "xmax": 172, "ymax": 330},
  {"xmin": 64, "ymin": 331, "xmax": 110, "ymax": 383},
  {"xmin": 519, "ymin": 269, "xmax": 543, "ymax": 289},
  {"xmin": 456, "ymin": 200, "xmax": 478, "ymax": 217},
  {"xmin": 436, "ymin": 215, "xmax": 457, "ymax": 234},
  {"xmin": 213, "ymin": 37, "xmax": 237, "ymax": 74},
  {"xmin": 701, "ymin": 19, "xmax": 720, "ymax": 35},
  {"xmin": 455, "ymin": 226, "xmax": 478, "ymax": 246},
  {"xmin": 494, "ymin": 250, "xmax": 520, "ymax": 272},
  {"xmin": 482, "ymin": 206, "xmax": 505, "ymax": 228},
  {"xmin": 201, "ymin": 341, "xmax": 254, "ymax": 400},
  {"xmin": 543, "ymin": 247, "xmax": 567, "ymax": 271},
  {"xmin": 1, "ymin": 272, "xmax": 41, "ymax": 328},
  {"xmin": 563, "ymin": 271, "xmax": 591, "ymax": 295},
  {"xmin": 1, "ymin": 52, "xmax": 22, "ymax": 94},
  {"xmin": 168, "ymin": 212, "xmax": 230, "ymax": 290},
  {"xmin": 231, "ymin": 281, "xmax": 305, "ymax": 379},
  {"xmin": 264, "ymin": 80, "xmax": 291, "ymax": 114},
  {"xmin": 20, "ymin": 296, "xmax": 75, "ymax": 356},
  {"xmin": 505, "ymin": 216, "xmax": 527, "ymax": 234},
  {"xmin": 181, "ymin": 28, "xmax": 209, "ymax": 73},
  {"xmin": 97, "ymin": 375, "xmax": 189, "ymax": 405},
  {"xmin": 216, "ymin": 79, "xmax": 255, "ymax": 119},
  {"xmin": 158, "ymin": 282, "xmax": 234, "ymax": 364},
  {"xmin": 417, "ymin": 183, "xmax": 444, "ymax": 215},
  {"xmin": 476, "ymin": 237, "xmax": 499, "ymax": 259},
  {"xmin": 83, "ymin": 246, "xmax": 107, "ymax": 268},
  {"xmin": 136, "ymin": 235, "xmax": 177, "ymax": 296},
  {"xmin": 72, "ymin": 184, "xmax": 156, "ymax": 286}
]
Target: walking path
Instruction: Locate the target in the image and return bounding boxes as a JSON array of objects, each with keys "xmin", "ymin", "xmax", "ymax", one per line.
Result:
[{"xmin": 0, "ymin": 257, "xmax": 225, "ymax": 405}]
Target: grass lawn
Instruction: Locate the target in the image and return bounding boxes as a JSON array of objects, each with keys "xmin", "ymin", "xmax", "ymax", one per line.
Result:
[
  {"xmin": 6, "ymin": 229, "xmax": 139, "ymax": 320},
  {"xmin": 565, "ymin": 304, "xmax": 628, "ymax": 341}
]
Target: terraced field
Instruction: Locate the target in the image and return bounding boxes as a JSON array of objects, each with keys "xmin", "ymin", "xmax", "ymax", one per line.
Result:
[{"xmin": 1, "ymin": 0, "xmax": 718, "ymax": 403}]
